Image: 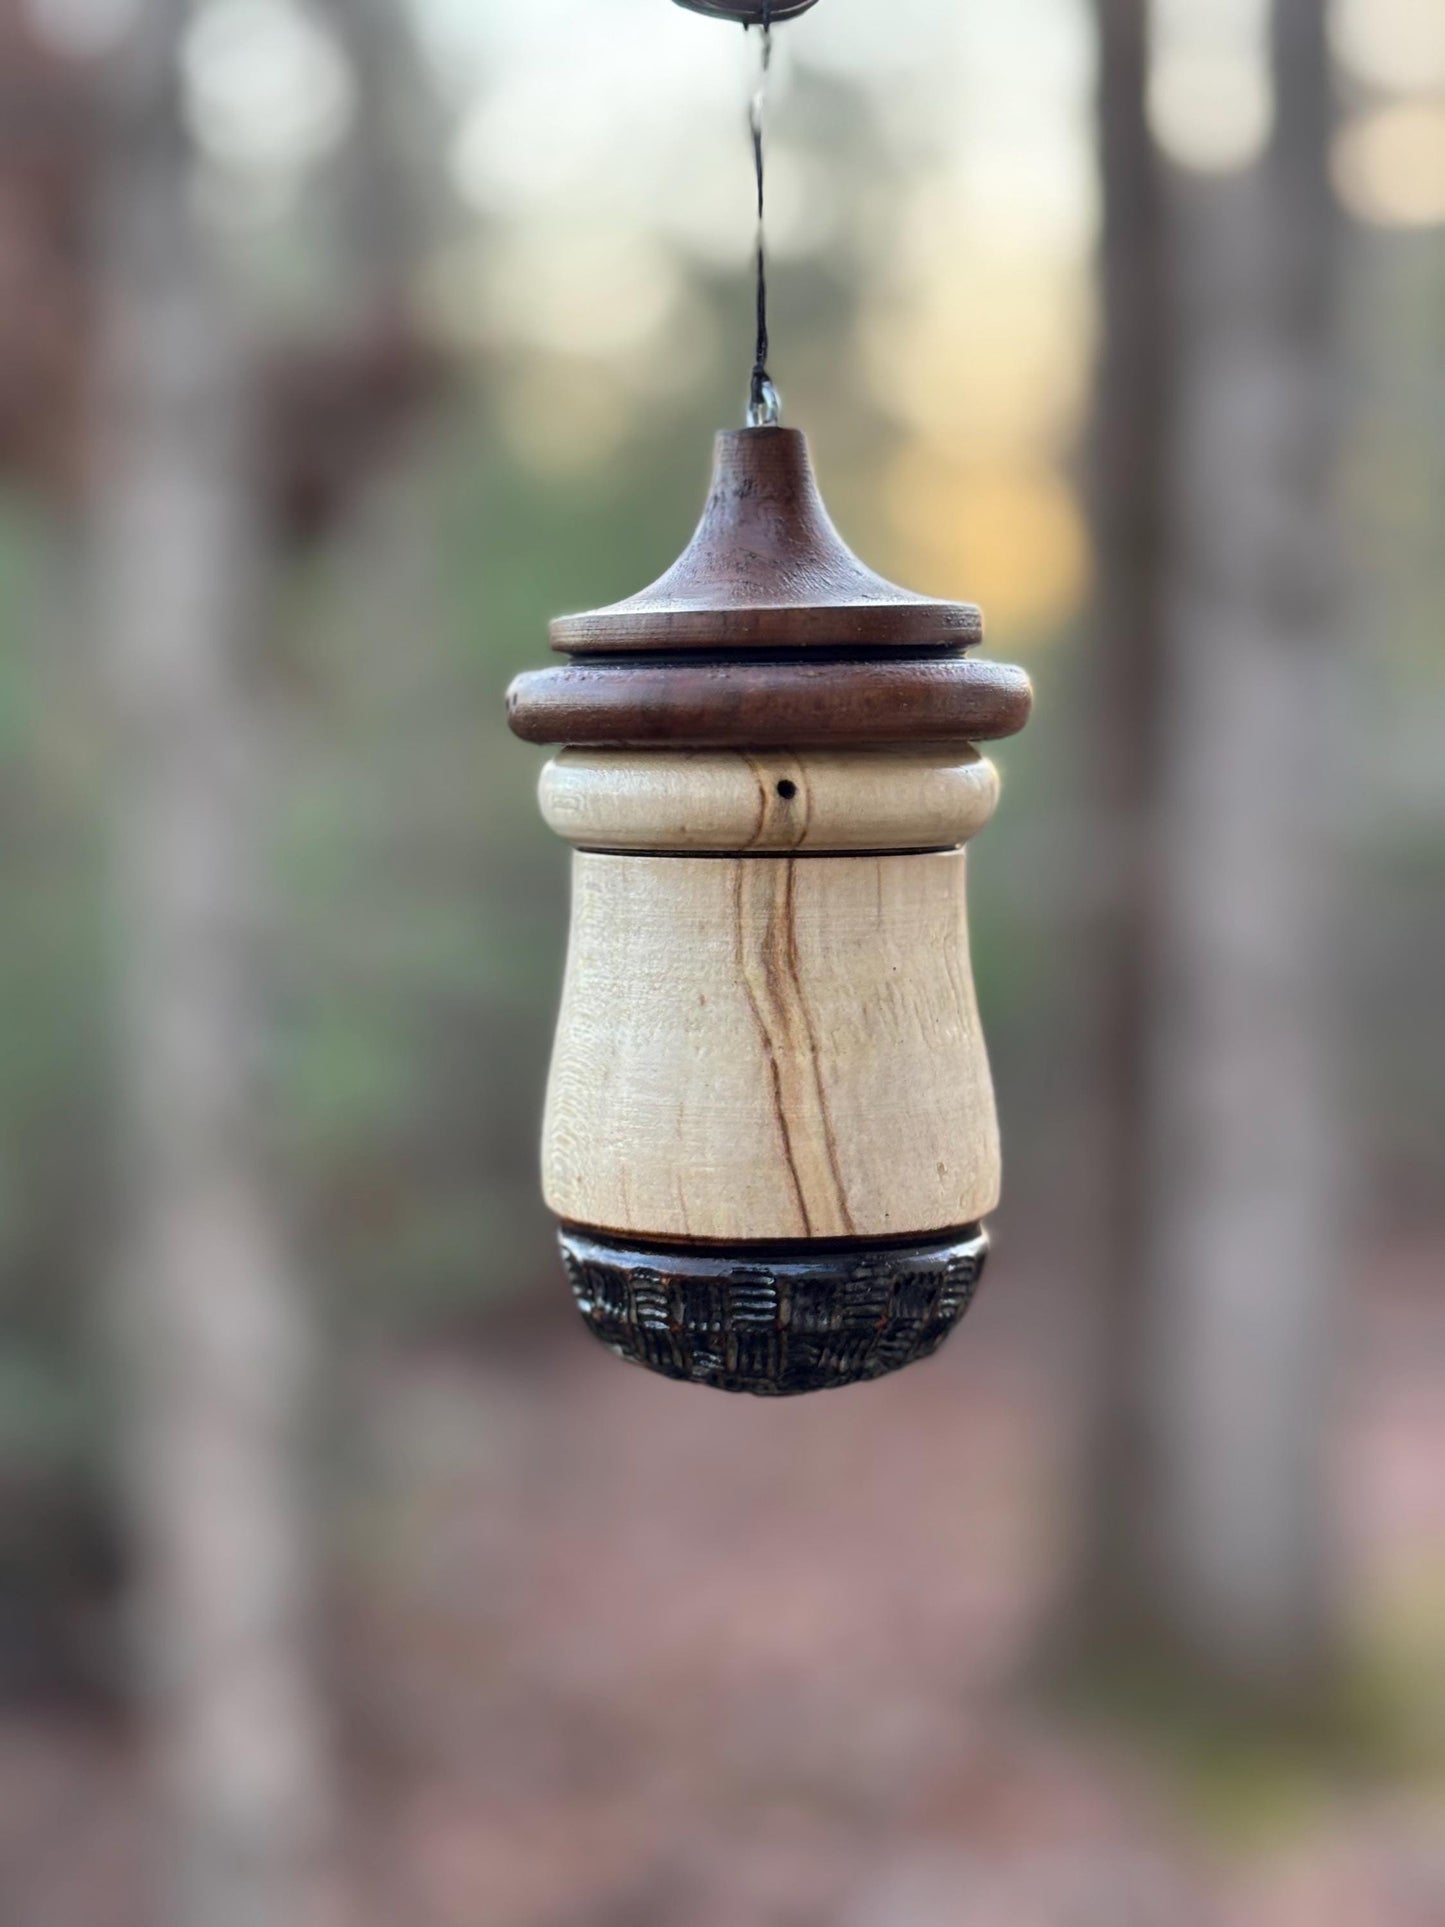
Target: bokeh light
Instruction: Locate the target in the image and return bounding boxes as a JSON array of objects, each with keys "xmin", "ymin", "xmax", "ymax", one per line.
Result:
[
  {"xmin": 1332, "ymin": 0, "xmax": 1445, "ymax": 96},
  {"xmin": 1149, "ymin": 0, "xmax": 1274, "ymax": 173},
  {"xmin": 23, "ymin": 0, "xmax": 137, "ymax": 55},
  {"xmin": 182, "ymin": 0, "xmax": 354, "ymax": 180},
  {"xmin": 1334, "ymin": 104, "xmax": 1445, "ymax": 230},
  {"xmin": 885, "ymin": 446, "xmax": 1092, "ymax": 640}
]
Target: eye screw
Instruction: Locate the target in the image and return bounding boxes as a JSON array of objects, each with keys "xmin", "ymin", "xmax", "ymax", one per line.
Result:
[{"xmin": 748, "ymin": 376, "xmax": 783, "ymax": 429}]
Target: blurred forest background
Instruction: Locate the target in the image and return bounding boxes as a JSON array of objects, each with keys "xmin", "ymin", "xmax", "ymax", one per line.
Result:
[{"xmin": 0, "ymin": 0, "xmax": 1442, "ymax": 1923}]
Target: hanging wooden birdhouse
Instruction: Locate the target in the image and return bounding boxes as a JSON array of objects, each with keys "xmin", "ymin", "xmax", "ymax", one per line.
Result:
[{"xmin": 505, "ymin": 0, "xmax": 1033, "ymax": 1395}]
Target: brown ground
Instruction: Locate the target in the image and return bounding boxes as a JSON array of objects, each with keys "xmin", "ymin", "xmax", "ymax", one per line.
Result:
[{"xmin": 4, "ymin": 1242, "xmax": 1443, "ymax": 1926}]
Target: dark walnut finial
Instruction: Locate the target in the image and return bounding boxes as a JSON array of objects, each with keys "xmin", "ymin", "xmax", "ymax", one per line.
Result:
[
  {"xmin": 672, "ymin": 1, "xmax": 822, "ymax": 22},
  {"xmin": 551, "ymin": 427, "xmax": 982, "ymax": 655},
  {"xmin": 508, "ymin": 426, "xmax": 1032, "ymax": 752}
]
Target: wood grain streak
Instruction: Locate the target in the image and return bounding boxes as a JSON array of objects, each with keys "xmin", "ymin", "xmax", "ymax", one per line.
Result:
[
  {"xmin": 733, "ymin": 861, "xmax": 812, "ymax": 1235},
  {"xmin": 734, "ymin": 863, "xmax": 856, "ymax": 1238},
  {"xmin": 783, "ymin": 863, "xmax": 855, "ymax": 1235}
]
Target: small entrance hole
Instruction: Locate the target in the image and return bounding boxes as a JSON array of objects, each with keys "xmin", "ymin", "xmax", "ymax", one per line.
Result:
[{"xmin": 776, "ymin": 780, "xmax": 798, "ymax": 801}]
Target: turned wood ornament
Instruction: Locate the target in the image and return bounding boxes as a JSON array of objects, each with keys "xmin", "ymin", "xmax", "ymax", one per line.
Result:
[{"xmin": 508, "ymin": 427, "xmax": 1031, "ymax": 1395}]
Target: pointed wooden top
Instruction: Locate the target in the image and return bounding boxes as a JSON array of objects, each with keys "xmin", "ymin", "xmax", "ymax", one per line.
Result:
[{"xmin": 550, "ymin": 427, "xmax": 984, "ymax": 656}]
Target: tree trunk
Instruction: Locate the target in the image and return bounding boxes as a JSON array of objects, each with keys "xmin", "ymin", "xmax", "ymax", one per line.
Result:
[
  {"xmin": 1073, "ymin": 0, "xmax": 1176, "ymax": 1644},
  {"xmin": 1078, "ymin": 0, "xmax": 1347, "ymax": 1699},
  {"xmin": 318, "ymin": 0, "xmax": 432, "ymax": 299},
  {"xmin": 1145, "ymin": 0, "xmax": 1347, "ymax": 1696},
  {"xmin": 95, "ymin": 4, "xmax": 342, "ymax": 1920}
]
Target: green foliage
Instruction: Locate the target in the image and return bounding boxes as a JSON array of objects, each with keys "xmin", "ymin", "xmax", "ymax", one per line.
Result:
[{"xmin": 1049, "ymin": 1609, "xmax": 1445, "ymax": 1853}]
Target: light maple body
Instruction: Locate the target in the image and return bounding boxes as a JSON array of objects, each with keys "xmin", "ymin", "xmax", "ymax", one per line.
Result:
[{"xmin": 541, "ymin": 749, "xmax": 1002, "ymax": 1245}]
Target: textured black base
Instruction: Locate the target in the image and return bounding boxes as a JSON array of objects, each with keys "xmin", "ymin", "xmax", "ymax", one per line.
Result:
[{"xmin": 560, "ymin": 1224, "xmax": 989, "ymax": 1397}]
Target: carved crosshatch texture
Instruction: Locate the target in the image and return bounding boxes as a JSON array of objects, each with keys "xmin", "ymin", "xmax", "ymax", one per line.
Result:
[{"xmin": 561, "ymin": 1225, "xmax": 989, "ymax": 1396}]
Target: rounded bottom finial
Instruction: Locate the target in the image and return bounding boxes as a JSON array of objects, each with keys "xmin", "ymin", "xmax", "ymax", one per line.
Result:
[{"xmin": 560, "ymin": 1224, "xmax": 989, "ymax": 1397}]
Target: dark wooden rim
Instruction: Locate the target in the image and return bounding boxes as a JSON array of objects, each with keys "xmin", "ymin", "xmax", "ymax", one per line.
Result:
[
  {"xmin": 508, "ymin": 656, "xmax": 1033, "ymax": 749},
  {"xmin": 552, "ymin": 601, "xmax": 984, "ymax": 656},
  {"xmin": 673, "ymin": 1, "xmax": 821, "ymax": 21}
]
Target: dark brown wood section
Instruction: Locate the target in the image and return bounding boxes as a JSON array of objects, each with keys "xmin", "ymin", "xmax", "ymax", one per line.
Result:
[
  {"xmin": 504, "ymin": 662, "xmax": 1032, "ymax": 751},
  {"xmin": 508, "ymin": 655, "xmax": 1033, "ymax": 748},
  {"xmin": 674, "ymin": 0, "xmax": 821, "ymax": 18},
  {"xmin": 550, "ymin": 429, "xmax": 983, "ymax": 655},
  {"xmin": 561, "ymin": 1223, "xmax": 989, "ymax": 1397}
]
